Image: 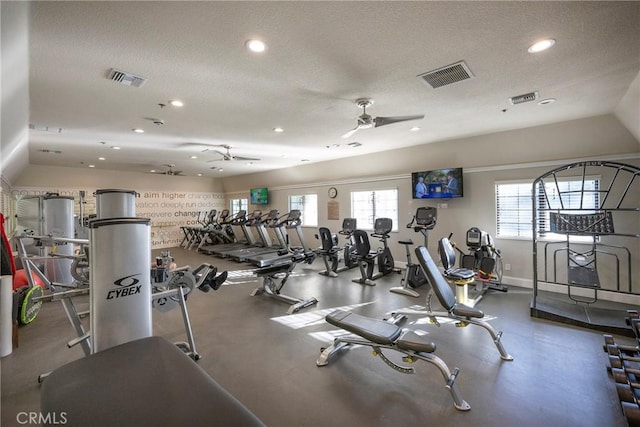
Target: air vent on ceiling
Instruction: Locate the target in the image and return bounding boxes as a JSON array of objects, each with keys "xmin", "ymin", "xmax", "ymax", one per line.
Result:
[
  {"xmin": 418, "ymin": 61, "xmax": 474, "ymax": 89},
  {"xmin": 509, "ymin": 91, "xmax": 539, "ymax": 105},
  {"xmin": 107, "ymin": 68, "xmax": 147, "ymax": 88},
  {"xmin": 38, "ymin": 149, "xmax": 62, "ymax": 154},
  {"xmin": 29, "ymin": 124, "xmax": 62, "ymax": 133}
]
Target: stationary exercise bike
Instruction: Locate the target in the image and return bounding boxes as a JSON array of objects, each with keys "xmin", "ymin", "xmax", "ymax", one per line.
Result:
[
  {"xmin": 317, "ymin": 218, "xmax": 358, "ymax": 277},
  {"xmin": 351, "ymin": 217, "xmax": 397, "ymax": 285},
  {"xmin": 390, "ymin": 207, "xmax": 436, "ymax": 297},
  {"xmin": 370, "ymin": 218, "xmax": 397, "ymax": 279}
]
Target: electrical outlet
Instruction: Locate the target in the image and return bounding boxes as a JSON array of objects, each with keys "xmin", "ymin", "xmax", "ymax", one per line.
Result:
[{"xmin": 504, "ymin": 263, "xmax": 511, "ymax": 271}]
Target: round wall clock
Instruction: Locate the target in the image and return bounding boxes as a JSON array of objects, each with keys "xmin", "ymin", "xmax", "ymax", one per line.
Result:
[{"xmin": 328, "ymin": 187, "xmax": 338, "ymax": 199}]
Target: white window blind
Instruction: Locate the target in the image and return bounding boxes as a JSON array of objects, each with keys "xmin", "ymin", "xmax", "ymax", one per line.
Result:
[
  {"xmin": 288, "ymin": 194, "xmax": 318, "ymax": 226},
  {"xmin": 495, "ymin": 177, "xmax": 600, "ymax": 240},
  {"xmin": 350, "ymin": 189, "xmax": 398, "ymax": 231}
]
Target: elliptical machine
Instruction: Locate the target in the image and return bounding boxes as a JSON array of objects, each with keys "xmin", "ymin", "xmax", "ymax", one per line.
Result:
[
  {"xmin": 390, "ymin": 207, "xmax": 436, "ymax": 297},
  {"xmin": 460, "ymin": 227, "xmax": 506, "ymax": 292}
]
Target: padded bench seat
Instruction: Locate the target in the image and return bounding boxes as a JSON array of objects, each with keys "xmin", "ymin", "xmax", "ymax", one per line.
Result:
[
  {"xmin": 41, "ymin": 336, "xmax": 265, "ymax": 427},
  {"xmin": 326, "ymin": 309, "xmax": 436, "ymax": 353}
]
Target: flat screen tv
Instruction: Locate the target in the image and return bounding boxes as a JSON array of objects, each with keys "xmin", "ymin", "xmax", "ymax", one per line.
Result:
[
  {"xmin": 412, "ymin": 167, "xmax": 463, "ymax": 199},
  {"xmin": 250, "ymin": 187, "xmax": 269, "ymax": 205}
]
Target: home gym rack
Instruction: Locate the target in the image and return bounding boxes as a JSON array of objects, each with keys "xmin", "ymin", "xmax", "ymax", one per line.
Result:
[{"xmin": 530, "ymin": 160, "xmax": 639, "ymax": 336}]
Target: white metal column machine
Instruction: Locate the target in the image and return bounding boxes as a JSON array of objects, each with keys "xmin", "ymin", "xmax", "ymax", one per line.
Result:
[{"xmin": 89, "ymin": 217, "xmax": 151, "ymax": 353}]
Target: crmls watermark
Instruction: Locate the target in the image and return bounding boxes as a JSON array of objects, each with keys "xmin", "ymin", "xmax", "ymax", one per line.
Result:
[{"xmin": 16, "ymin": 412, "xmax": 68, "ymax": 425}]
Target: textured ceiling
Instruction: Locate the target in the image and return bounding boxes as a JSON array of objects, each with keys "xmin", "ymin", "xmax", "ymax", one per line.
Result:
[{"xmin": 27, "ymin": 1, "xmax": 640, "ymax": 178}]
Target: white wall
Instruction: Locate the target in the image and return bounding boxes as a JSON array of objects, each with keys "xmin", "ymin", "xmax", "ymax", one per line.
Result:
[
  {"xmin": 222, "ymin": 114, "xmax": 640, "ymax": 292},
  {"xmin": 615, "ymin": 71, "xmax": 640, "ymax": 144},
  {"xmin": 0, "ymin": 1, "xmax": 30, "ymax": 184}
]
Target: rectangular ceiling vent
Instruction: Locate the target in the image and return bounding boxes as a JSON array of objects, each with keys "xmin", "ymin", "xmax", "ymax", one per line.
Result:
[
  {"xmin": 418, "ymin": 61, "xmax": 474, "ymax": 89},
  {"xmin": 29, "ymin": 124, "xmax": 62, "ymax": 133},
  {"xmin": 509, "ymin": 91, "xmax": 539, "ymax": 105},
  {"xmin": 107, "ymin": 68, "xmax": 147, "ymax": 88}
]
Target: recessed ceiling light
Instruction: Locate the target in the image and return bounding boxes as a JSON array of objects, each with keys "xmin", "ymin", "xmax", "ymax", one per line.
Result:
[
  {"xmin": 246, "ymin": 39, "xmax": 267, "ymax": 53},
  {"xmin": 538, "ymin": 98, "xmax": 556, "ymax": 105},
  {"xmin": 169, "ymin": 100, "xmax": 184, "ymax": 107},
  {"xmin": 273, "ymin": 127, "xmax": 284, "ymax": 133},
  {"xmin": 111, "ymin": 146, "xmax": 121, "ymax": 150},
  {"xmin": 410, "ymin": 126, "xmax": 421, "ymax": 131},
  {"xmin": 197, "ymin": 173, "xmax": 202, "ymax": 177},
  {"xmin": 190, "ymin": 155, "xmax": 198, "ymax": 159},
  {"xmin": 98, "ymin": 157, "xmax": 106, "ymax": 161},
  {"xmin": 150, "ymin": 169, "xmax": 156, "ymax": 173},
  {"xmin": 132, "ymin": 128, "xmax": 144, "ymax": 133},
  {"xmin": 528, "ymin": 39, "xmax": 556, "ymax": 53},
  {"xmin": 88, "ymin": 164, "xmax": 95, "ymax": 168}
]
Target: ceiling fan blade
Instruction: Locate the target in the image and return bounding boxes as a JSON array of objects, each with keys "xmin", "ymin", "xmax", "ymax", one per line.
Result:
[
  {"xmin": 341, "ymin": 126, "xmax": 361, "ymax": 139},
  {"xmin": 374, "ymin": 115, "xmax": 424, "ymax": 128},
  {"xmin": 233, "ymin": 155, "xmax": 261, "ymax": 161}
]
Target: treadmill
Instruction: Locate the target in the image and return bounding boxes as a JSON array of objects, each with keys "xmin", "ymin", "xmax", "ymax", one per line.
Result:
[
  {"xmin": 246, "ymin": 211, "xmax": 296, "ymax": 267},
  {"xmin": 226, "ymin": 210, "xmax": 285, "ymax": 262},
  {"xmin": 202, "ymin": 210, "xmax": 254, "ymax": 256},
  {"xmin": 249, "ymin": 210, "xmax": 311, "ymax": 268}
]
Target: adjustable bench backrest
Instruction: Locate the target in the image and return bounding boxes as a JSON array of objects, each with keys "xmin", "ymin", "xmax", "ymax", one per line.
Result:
[
  {"xmin": 415, "ymin": 245, "xmax": 456, "ymax": 312},
  {"xmin": 438, "ymin": 237, "xmax": 457, "ymax": 271}
]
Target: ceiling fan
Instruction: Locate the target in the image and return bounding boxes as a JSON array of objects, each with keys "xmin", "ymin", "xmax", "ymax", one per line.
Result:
[
  {"xmin": 341, "ymin": 98, "xmax": 424, "ymax": 139},
  {"xmin": 204, "ymin": 144, "xmax": 261, "ymax": 162},
  {"xmin": 151, "ymin": 164, "xmax": 184, "ymax": 176}
]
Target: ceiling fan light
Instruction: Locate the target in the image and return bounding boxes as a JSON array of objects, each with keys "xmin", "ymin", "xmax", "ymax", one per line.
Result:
[{"xmin": 169, "ymin": 100, "xmax": 184, "ymax": 107}]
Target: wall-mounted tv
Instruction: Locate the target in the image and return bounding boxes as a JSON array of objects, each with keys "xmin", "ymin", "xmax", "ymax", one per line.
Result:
[
  {"xmin": 412, "ymin": 167, "xmax": 463, "ymax": 199},
  {"xmin": 250, "ymin": 187, "xmax": 269, "ymax": 205}
]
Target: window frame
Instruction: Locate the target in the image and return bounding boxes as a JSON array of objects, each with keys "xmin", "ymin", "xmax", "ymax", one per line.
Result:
[
  {"xmin": 495, "ymin": 176, "xmax": 601, "ymax": 242},
  {"xmin": 288, "ymin": 193, "xmax": 318, "ymax": 227},
  {"xmin": 350, "ymin": 188, "xmax": 399, "ymax": 232},
  {"xmin": 229, "ymin": 197, "xmax": 248, "ymax": 216}
]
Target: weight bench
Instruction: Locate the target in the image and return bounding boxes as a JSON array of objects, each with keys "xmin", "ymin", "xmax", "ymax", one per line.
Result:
[
  {"xmin": 316, "ymin": 309, "xmax": 470, "ymax": 411},
  {"xmin": 41, "ymin": 336, "xmax": 265, "ymax": 426},
  {"xmin": 390, "ymin": 246, "xmax": 513, "ymax": 361}
]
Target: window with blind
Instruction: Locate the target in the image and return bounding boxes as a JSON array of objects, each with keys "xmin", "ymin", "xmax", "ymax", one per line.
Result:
[
  {"xmin": 288, "ymin": 194, "xmax": 318, "ymax": 226},
  {"xmin": 495, "ymin": 178, "xmax": 600, "ymax": 241},
  {"xmin": 350, "ymin": 189, "xmax": 398, "ymax": 231},
  {"xmin": 230, "ymin": 198, "xmax": 248, "ymax": 216}
]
